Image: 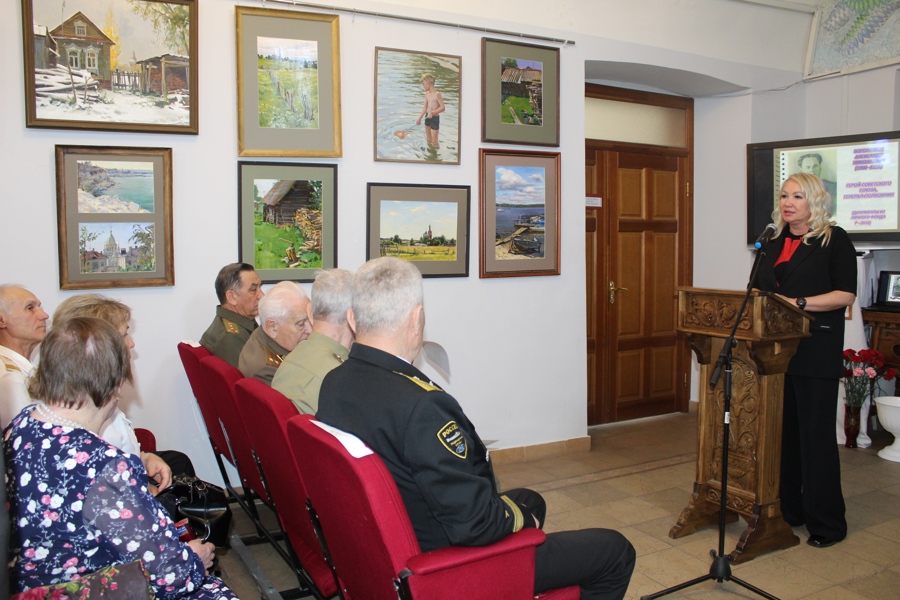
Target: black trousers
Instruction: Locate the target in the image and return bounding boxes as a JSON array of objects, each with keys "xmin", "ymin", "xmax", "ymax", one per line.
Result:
[
  {"xmin": 781, "ymin": 374, "xmax": 847, "ymax": 541},
  {"xmin": 156, "ymin": 449, "xmax": 196, "ymax": 478},
  {"xmin": 505, "ymin": 489, "xmax": 635, "ymax": 600}
]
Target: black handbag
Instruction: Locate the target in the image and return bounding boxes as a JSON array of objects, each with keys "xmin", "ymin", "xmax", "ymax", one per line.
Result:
[{"xmin": 157, "ymin": 475, "xmax": 232, "ymax": 547}]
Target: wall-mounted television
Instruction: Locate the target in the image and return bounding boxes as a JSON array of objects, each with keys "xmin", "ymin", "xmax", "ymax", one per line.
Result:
[{"xmin": 747, "ymin": 130, "xmax": 900, "ymax": 246}]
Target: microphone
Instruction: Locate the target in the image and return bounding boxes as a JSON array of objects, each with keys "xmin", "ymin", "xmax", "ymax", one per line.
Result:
[{"xmin": 754, "ymin": 223, "xmax": 778, "ymax": 249}]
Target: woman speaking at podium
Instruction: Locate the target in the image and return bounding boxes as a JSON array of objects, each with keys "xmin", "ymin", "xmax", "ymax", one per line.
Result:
[{"xmin": 753, "ymin": 172, "xmax": 856, "ymax": 549}]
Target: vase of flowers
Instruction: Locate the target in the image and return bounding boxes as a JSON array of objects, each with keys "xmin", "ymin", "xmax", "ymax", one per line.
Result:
[{"xmin": 842, "ymin": 349, "xmax": 897, "ymax": 448}]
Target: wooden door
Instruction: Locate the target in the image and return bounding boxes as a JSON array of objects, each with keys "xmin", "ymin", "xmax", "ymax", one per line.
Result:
[{"xmin": 586, "ymin": 145, "xmax": 692, "ymax": 424}]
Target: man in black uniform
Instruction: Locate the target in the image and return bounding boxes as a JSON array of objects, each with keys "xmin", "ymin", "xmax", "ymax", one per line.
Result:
[
  {"xmin": 317, "ymin": 257, "xmax": 635, "ymax": 600},
  {"xmin": 199, "ymin": 263, "xmax": 264, "ymax": 368}
]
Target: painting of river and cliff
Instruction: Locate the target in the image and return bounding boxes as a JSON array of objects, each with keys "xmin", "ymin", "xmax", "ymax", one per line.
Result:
[{"xmin": 23, "ymin": 0, "xmax": 197, "ymax": 133}]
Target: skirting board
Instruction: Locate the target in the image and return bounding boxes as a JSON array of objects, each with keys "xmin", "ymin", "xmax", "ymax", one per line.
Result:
[{"xmin": 489, "ymin": 436, "xmax": 591, "ymax": 466}]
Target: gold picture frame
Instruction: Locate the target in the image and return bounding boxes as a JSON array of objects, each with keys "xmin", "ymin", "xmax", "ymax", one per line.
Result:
[{"xmin": 236, "ymin": 6, "xmax": 342, "ymax": 157}]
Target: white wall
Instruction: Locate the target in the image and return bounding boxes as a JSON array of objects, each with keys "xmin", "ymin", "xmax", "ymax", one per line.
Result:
[{"xmin": 4, "ymin": 0, "xmax": 898, "ymax": 483}]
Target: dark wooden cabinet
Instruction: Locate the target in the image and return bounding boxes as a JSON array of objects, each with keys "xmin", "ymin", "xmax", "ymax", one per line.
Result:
[{"xmin": 861, "ymin": 308, "xmax": 900, "ymax": 395}]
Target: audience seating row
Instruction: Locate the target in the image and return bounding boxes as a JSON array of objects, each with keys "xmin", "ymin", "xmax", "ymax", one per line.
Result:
[{"xmin": 178, "ymin": 342, "xmax": 579, "ymax": 600}]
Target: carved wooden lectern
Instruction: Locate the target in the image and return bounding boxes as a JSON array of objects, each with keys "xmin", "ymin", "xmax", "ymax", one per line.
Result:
[{"xmin": 671, "ymin": 287, "xmax": 808, "ymax": 563}]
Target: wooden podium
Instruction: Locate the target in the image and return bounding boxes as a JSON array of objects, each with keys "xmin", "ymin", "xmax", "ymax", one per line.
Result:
[{"xmin": 670, "ymin": 287, "xmax": 807, "ymax": 563}]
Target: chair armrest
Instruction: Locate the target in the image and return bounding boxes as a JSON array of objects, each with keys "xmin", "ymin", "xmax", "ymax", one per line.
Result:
[
  {"xmin": 134, "ymin": 428, "xmax": 157, "ymax": 453},
  {"xmin": 403, "ymin": 529, "xmax": 545, "ymax": 600}
]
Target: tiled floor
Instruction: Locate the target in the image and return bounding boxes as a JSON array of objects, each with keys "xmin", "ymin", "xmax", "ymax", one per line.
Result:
[{"xmin": 217, "ymin": 404, "xmax": 900, "ymax": 600}]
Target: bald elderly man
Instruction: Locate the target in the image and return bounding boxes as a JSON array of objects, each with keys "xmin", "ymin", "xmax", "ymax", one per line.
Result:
[
  {"xmin": 0, "ymin": 284, "xmax": 50, "ymax": 427},
  {"xmin": 239, "ymin": 281, "xmax": 312, "ymax": 384}
]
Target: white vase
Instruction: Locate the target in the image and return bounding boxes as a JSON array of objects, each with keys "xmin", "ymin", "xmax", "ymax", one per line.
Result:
[{"xmin": 874, "ymin": 396, "xmax": 900, "ymax": 462}]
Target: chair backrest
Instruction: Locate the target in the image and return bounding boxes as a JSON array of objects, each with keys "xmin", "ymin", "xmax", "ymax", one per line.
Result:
[
  {"xmin": 199, "ymin": 355, "xmax": 269, "ymax": 504},
  {"xmin": 233, "ymin": 379, "xmax": 336, "ymax": 598},
  {"xmin": 176, "ymin": 342, "xmax": 232, "ymax": 463},
  {"xmin": 286, "ymin": 415, "xmax": 422, "ymax": 600}
]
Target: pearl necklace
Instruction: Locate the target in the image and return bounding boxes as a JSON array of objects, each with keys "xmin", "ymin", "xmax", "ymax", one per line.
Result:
[{"xmin": 34, "ymin": 402, "xmax": 83, "ymax": 431}]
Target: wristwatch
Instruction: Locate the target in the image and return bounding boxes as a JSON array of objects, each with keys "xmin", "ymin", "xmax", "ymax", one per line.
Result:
[{"xmin": 796, "ymin": 297, "xmax": 807, "ymax": 310}]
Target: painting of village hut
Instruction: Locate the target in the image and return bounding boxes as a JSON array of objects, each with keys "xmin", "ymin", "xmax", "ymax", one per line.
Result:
[
  {"xmin": 79, "ymin": 222, "xmax": 156, "ymax": 274},
  {"xmin": 77, "ymin": 160, "xmax": 154, "ymax": 213},
  {"xmin": 379, "ymin": 201, "xmax": 458, "ymax": 262},
  {"xmin": 257, "ymin": 36, "xmax": 319, "ymax": 129},
  {"xmin": 494, "ymin": 165, "xmax": 546, "ymax": 260},
  {"xmin": 26, "ymin": 0, "xmax": 194, "ymax": 129},
  {"xmin": 499, "ymin": 57, "xmax": 543, "ymax": 126},
  {"xmin": 254, "ymin": 179, "xmax": 323, "ymax": 269}
]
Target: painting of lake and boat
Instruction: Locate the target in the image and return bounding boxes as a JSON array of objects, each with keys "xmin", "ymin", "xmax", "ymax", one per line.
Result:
[{"xmin": 494, "ymin": 164, "xmax": 545, "ymax": 260}]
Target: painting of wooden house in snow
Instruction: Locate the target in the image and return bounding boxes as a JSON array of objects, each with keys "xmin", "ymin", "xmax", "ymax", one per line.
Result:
[
  {"xmin": 22, "ymin": 0, "xmax": 198, "ymax": 134},
  {"xmin": 48, "ymin": 12, "xmax": 115, "ymax": 89}
]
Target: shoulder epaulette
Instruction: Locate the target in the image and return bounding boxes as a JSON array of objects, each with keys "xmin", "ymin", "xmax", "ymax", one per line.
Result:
[
  {"xmin": 221, "ymin": 318, "xmax": 242, "ymax": 334},
  {"xmin": 1, "ymin": 356, "xmax": 21, "ymax": 373},
  {"xmin": 265, "ymin": 348, "xmax": 284, "ymax": 368},
  {"xmin": 393, "ymin": 371, "xmax": 443, "ymax": 392}
]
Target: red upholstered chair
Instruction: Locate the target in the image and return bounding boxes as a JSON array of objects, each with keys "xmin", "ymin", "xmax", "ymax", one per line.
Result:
[
  {"xmin": 285, "ymin": 415, "xmax": 580, "ymax": 600},
  {"xmin": 233, "ymin": 378, "xmax": 339, "ymax": 600},
  {"xmin": 176, "ymin": 342, "xmax": 234, "ymax": 472},
  {"xmin": 134, "ymin": 428, "xmax": 157, "ymax": 453},
  {"xmin": 198, "ymin": 355, "xmax": 270, "ymax": 507}
]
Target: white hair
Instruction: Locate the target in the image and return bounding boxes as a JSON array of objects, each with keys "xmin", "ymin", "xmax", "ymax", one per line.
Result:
[
  {"xmin": 351, "ymin": 258, "xmax": 423, "ymax": 335},
  {"xmin": 258, "ymin": 281, "xmax": 308, "ymax": 323},
  {"xmin": 311, "ymin": 269, "xmax": 353, "ymax": 324}
]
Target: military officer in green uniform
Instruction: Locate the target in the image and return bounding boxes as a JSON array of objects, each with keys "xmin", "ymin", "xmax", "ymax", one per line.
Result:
[
  {"xmin": 273, "ymin": 269, "xmax": 354, "ymax": 413},
  {"xmin": 239, "ymin": 281, "xmax": 311, "ymax": 384},
  {"xmin": 199, "ymin": 263, "xmax": 264, "ymax": 368}
]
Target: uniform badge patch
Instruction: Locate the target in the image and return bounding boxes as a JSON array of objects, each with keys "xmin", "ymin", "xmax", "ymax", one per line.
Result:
[
  {"xmin": 437, "ymin": 421, "xmax": 467, "ymax": 459},
  {"xmin": 222, "ymin": 318, "xmax": 241, "ymax": 334}
]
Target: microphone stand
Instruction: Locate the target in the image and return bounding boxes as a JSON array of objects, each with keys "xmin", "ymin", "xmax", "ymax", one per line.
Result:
[{"xmin": 641, "ymin": 244, "xmax": 779, "ymax": 600}]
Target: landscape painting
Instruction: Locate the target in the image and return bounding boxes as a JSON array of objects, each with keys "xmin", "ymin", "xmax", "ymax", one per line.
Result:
[
  {"xmin": 78, "ymin": 222, "xmax": 156, "ymax": 274},
  {"xmin": 481, "ymin": 38, "xmax": 559, "ymax": 146},
  {"xmin": 367, "ymin": 183, "xmax": 470, "ymax": 278},
  {"xmin": 257, "ymin": 36, "xmax": 319, "ymax": 129},
  {"xmin": 238, "ymin": 162, "xmax": 337, "ymax": 283},
  {"xmin": 492, "ymin": 164, "xmax": 546, "ymax": 260},
  {"xmin": 236, "ymin": 7, "xmax": 341, "ymax": 157},
  {"xmin": 56, "ymin": 145, "xmax": 174, "ymax": 290},
  {"xmin": 379, "ymin": 201, "xmax": 458, "ymax": 262},
  {"xmin": 252, "ymin": 178, "xmax": 324, "ymax": 270},
  {"xmin": 499, "ymin": 57, "xmax": 543, "ymax": 126},
  {"xmin": 23, "ymin": 0, "xmax": 198, "ymax": 133},
  {"xmin": 374, "ymin": 47, "xmax": 461, "ymax": 164},
  {"xmin": 77, "ymin": 160, "xmax": 155, "ymax": 213},
  {"xmin": 480, "ymin": 149, "xmax": 559, "ymax": 278}
]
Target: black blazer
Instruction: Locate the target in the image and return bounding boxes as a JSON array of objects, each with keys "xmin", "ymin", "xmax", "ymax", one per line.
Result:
[{"xmin": 753, "ymin": 227, "xmax": 857, "ymax": 378}]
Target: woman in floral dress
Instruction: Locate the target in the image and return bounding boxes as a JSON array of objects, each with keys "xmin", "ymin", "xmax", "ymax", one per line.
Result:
[{"xmin": 4, "ymin": 317, "xmax": 238, "ymax": 599}]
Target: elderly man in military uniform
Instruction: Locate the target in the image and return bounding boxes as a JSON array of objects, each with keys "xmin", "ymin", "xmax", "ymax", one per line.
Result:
[
  {"xmin": 273, "ymin": 269, "xmax": 354, "ymax": 413},
  {"xmin": 200, "ymin": 263, "xmax": 264, "ymax": 368},
  {"xmin": 0, "ymin": 284, "xmax": 50, "ymax": 427},
  {"xmin": 239, "ymin": 281, "xmax": 311, "ymax": 384},
  {"xmin": 317, "ymin": 258, "xmax": 635, "ymax": 600}
]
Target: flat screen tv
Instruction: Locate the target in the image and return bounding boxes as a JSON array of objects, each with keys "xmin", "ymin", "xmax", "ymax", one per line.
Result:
[{"xmin": 747, "ymin": 130, "xmax": 900, "ymax": 246}]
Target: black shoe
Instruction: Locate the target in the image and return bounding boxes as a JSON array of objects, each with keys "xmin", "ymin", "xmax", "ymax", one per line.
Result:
[{"xmin": 807, "ymin": 535, "xmax": 837, "ymax": 548}]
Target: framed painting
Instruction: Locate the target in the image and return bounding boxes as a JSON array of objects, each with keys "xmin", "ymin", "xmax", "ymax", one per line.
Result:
[
  {"xmin": 236, "ymin": 7, "xmax": 341, "ymax": 157},
  {"xmin": 374, "ymin": 47, "xmax": 461, "ymax": 165},
  {"xmin": 480, "ymin": 149, "xmax": 560, "ymax": 278},
  {"xmin": 481, "ymin": 38, "xmax": 559, "ymax": 146},
  {"xmin": 366, "ymin": 183, "xmax": 470, "ymax": 278},
  {"xmin": 238, "ymin": 161, "xmax": 337, "ymax": 283},
  {"xmin": 876, "ymin": 271, "xmax": 900, "ymax": 306},
  {"xmin": 23, "ymin": 0, "xmax": 198, "ymax": 134},
  {"xmin": 55, "ymin": 145, "xmax": 174, "ymax": 290}
]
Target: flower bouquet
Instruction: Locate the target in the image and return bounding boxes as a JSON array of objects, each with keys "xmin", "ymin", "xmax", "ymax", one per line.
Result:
[{"xmin": 841, "ymin": 348, "xmax": 897, "ymax": 448}]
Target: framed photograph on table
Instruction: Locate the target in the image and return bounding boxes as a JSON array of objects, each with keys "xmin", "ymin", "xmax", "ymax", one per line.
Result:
[
  {"xmin": 374, "ymin": 47, "xmax": 461, "ymax": 165},
  {"xmin": 55, "ymin": 145, "xmax": 174, "ymax": 290},
  {"xmin": 366, "ymin": 183, "xmax": 470, "ymax": 278},
  {"xmin": 238, "ymin": 161, "xmax": 338, "ymax": 283},
  {"xmin": 22, "ymin": 0, "xmax": 198, "ymax": 134},
  {"xmin": 481, "ymin": 37, "xmax": 559, "ymax": 146},
  {"xmin": 236, "ymin": 7, "xmax": 342, "ymax": 157},
  {"xmin": 480, "ymin": 149, "xmax": 560, "ymax": 278},
  {"xmin": 876, "ymin": 271, "xmax": 900, "ymax": 306}
]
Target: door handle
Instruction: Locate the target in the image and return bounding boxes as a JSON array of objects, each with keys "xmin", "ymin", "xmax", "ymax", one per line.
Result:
[{"xmin": 609, "ymin": 281, "xmax": 628, "ymax": 304}]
